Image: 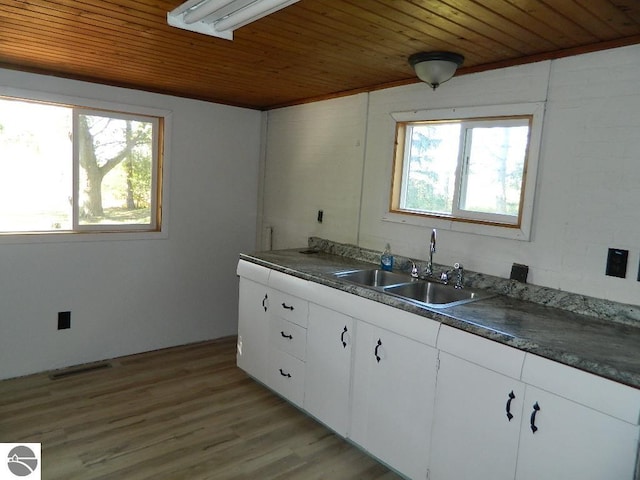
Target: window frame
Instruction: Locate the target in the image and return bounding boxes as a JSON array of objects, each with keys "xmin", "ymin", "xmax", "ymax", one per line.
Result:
[
  {"xmin": 387, "ymin": 103, "xmax": 545, "ymax": 241},
  {"xmin": 0, "ymin": 87, "xmax": 170, "ymax": 243},
  {"xmin": 72, "ymin": 108, "xmax": 163, "ymax": 232},
  {"xmin": 456, "ymin": 118, "xmax": 530, "ymax": 224}
]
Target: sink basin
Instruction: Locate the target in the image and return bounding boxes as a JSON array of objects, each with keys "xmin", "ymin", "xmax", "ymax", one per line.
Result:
[
  {"xmin": 333, "ymin": 269, "xmax": 412, "ymax": 287},
  {"xmin": 384, "ymin": 281, "xmax": 494, "ymax": 308},
  {"xmin": 332, "ymin": 268, "xmax": 494, "ymax": 308}
]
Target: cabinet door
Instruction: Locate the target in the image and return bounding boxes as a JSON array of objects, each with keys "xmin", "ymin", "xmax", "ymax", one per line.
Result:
[
  {"xmin": 516, "ymin": 386, "xmax": 640, "ymax": 480},
  {"xmin": 237, "ymin": 277, "xmax": 270, "ymax": 384},
  {"xmin": 429, "ymin": 352, "xmax": 525, "ymax": 480},
  {"xmin": 304, "ymin": 304, "xmax": 354, "ymax": 437},
  {"xmin": 350, "ymin": 321, "xmax": 438, "ymax": 480}
]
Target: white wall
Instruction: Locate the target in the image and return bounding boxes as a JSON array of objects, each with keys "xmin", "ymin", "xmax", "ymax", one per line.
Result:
[
  {"xmin": 261, "ymin": 44, "xmax": 640, "ymax": 306},
  {"xmin": 0, "ymin": 68, "xmax": 262, "ymax": 379},
  {"xmin": 261, "ymin": 94, "xmax": 368, "ymax": 248}
]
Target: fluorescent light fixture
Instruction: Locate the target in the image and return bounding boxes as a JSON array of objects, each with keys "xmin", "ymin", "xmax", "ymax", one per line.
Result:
[{"xmin": 168, "ymin": 0, "xmax": 300, "ymax": 40}]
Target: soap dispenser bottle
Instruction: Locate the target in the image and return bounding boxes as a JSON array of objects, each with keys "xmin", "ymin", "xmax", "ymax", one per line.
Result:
[{"xmin": 380, "ymin": 243, "xmax": 394, "ymax": 271}]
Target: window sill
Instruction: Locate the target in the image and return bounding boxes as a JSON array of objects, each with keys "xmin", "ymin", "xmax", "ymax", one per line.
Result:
[
  {"xmin": 382, "ymin": 211, "xmax": 531, "ymax": 241},
  {"xmin": 0, "ymin": 229, "xmax": 169, "ymax": 245}
]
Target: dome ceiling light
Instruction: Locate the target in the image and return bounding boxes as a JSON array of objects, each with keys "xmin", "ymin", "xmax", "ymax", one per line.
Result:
[{"xmin": 408, "ymin": 51, "xmax": 465, "ymax": 90}]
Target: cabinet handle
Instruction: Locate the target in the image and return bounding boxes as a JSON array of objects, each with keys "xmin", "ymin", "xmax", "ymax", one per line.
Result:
[
  {"xmin": 506, "ymin": 391, "xmax": 516, "ymax": 421},
  {"xmin": 262, "ymin": 294, "xmax": 268, "ymax": 312},
  {"xmin": 280, "ymin": 331, "xmax": 293, "ymax": 340},
  {"xmin": 281, "ymin": 303, "xmax": 294, "ymax": 311},
  {"xmin": 279, "ymin": 368, "xmax": 291, "ymax": 378},
  {"xmin": 374, "ymin": 338, "xmax": 382, "ymax": 363},
  {"xmin": 341, "ymin": 326, "xmax": 348, "ymax": 348},
  {"xmin": 530, "ymin": 402, "xmax": 541, "ymax": 433}
]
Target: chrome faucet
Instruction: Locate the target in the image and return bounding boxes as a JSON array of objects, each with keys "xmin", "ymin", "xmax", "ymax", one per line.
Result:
[
  {"xmin": 425, "ymin": 229, "xmax": 436, "ymax": 276},
  {"xmin": 440, "ymin": 263, "xmax": 465, "ymax": 288}
]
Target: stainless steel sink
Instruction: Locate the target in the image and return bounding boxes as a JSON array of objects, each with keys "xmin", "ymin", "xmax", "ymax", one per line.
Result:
[
  {"xmin": 383, "ymin": 281, "xmax": 494, "ymax": 308},
  {"xmin": 332, "ymin": 268, "xmax": 494, "ymax": 308},
  {"xmin": 333, "ymin": 269, "xmax": 412, "ymax": 287}
]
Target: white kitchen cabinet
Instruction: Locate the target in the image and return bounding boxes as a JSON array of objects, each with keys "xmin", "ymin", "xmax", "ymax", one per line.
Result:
[
  {"xmin": 237, "ymin": 276, "xmax": 271, "ymax": 384},
  {"xmin": 350, "ymin": 320, "xmax": 438, "ymax": 480},
  {"xmin": 432, "ymin": 325, "xmax": 640, "ymax": 480},
  {"xmin": 237, "ymin": 260, "xmax": 640, "ymax": 480},
  {"xmin": 265, "ymin": 288, "xmax": 309, "ymax": 407},
  {"xmin": 237, "ymin": 260, "xmax": 309, "ymax": 407},
  {"xmin": 430, "ymin": 325, "xmax": 528, "ymax": 480},
  {"xmin": 515, "ymin": 386, "xmax": 639, "ymax": 480},
  {"xmin": 429, "ymin": 351, "xmax": 525, "ymax": 480},
  {"xmin": 515, "ymin": 355, "xmax": 640, "ymax": 480},
  {"xmin": 431, "ymin": 355, "xmax": 640, "ymax": 480},
  {"xmin": 304, "ymin": 303, "xmax": 354, "ymax": 437}
]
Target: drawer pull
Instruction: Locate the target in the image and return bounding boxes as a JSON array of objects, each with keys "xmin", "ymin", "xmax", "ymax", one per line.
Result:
[
  {"xmin": 262, "ymin": 294, "xmax": 268, "ymax": 312},
  {"xmin": 374, "ymin": 338, "xmax": 382, "ymax": 363},
  {"xmin": 530, "ymin": 402, "xmax": 541, "ymax": 433},
  {"xmin": 279, "ymin": 368, "xmax": 291, "ymax": 378},
  {"xmin": 281, "ymin": 303, "xmax": 294, "ymax": 311},
  {"xmin": 280, "ymin": 331, "xmax": 293, "ymax": 340},
  {"xmin": 340, "ymin": 326, "xmax": 348, "ymax": 348},
  {"xmin": 506, "ymin": 390, "xmax": 516, "ymax": 421}
]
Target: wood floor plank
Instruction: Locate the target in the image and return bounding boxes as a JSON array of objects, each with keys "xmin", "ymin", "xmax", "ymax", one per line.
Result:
[{"xmin": 0, "ymin": 336, "xmax": 402, "ymax": 480}]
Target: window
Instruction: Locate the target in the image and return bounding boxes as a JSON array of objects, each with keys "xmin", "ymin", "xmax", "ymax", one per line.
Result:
[
  {"xmin": 389, "ymin": 103, "xmax": 544, "ymax": 240},
  {"xmin": 0, "ymin": 96, "xmax": 164, "ymax": 235}
]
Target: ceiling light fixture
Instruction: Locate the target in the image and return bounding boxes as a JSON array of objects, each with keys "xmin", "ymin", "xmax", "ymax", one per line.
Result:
[
  {"xmin": 408, "ymin": 51, "xmax": 465, "ymax": 90},
  {"xmin": 168, "ymin": 0, "xmax": 300, "ymax": 40}
]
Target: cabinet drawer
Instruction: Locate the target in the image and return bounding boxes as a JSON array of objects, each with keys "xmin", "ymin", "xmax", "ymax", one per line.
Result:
[
  {"xmin": 270, "ymin": 289, "xmax": 309, "ymax": 327},
  {"xmin": 267, "ymin": 349, "xmax": 305, "ymax": 407},
  {"xmin": 237, "ymin": 259, "xmax": 271, "ymax": 285},
  {"xmin": 522, "ymin": 353, "xmax": 640, "ymax": 424},
  {"xmin": 437, "ymin": 325, "xmax": 525, "ymax": 379},
  {"xmin": 270, "ymin": 316, "xmax": 307, "ymax": 361}
]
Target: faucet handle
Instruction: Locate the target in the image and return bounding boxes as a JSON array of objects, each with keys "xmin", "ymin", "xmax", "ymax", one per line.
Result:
[
  {"xmin": 408, "ymin": 260, "xmax": 419, "ymax": 278},
  {"xmin": 453, "ymin": 263, "xmax": 464, "ymax": 289}
]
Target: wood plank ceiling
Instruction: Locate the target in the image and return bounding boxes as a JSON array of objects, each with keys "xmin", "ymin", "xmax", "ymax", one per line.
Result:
[{"xmin": 1, "ymin": 0, "xmax": 640, "ymax": 110}]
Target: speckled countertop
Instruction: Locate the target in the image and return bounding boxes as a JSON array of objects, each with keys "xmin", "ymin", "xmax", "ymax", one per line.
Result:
[{"xmin": 239, "ymin": 242, "xmax": 640, "ymax": 390}]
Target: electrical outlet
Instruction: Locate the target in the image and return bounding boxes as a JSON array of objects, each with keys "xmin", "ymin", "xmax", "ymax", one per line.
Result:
[
  {"xmin": 605, "ymin": 248, "xmax": 628, "ymax": 278},
  {"xmin": 58, "ymin": 311, "xmax": 71, "ymax": 330},
  {"xmin": 510, "ymin": 263, "xmax": 529, "ymax": 283}
]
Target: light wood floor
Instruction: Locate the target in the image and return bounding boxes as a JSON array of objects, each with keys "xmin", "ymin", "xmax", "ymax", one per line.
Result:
[{"xmin": 0, "ymin": 337, "xmax": 401, "ymax": 480}]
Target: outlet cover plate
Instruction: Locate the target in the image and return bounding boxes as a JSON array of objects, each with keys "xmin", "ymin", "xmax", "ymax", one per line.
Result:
[
  {"xmin": 605, "ymin": 248, "xmax": 628, "ymax": 278},
  {"xmin": 58, "ymin": 311, "xmax": 71, "ymax": 330}
]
